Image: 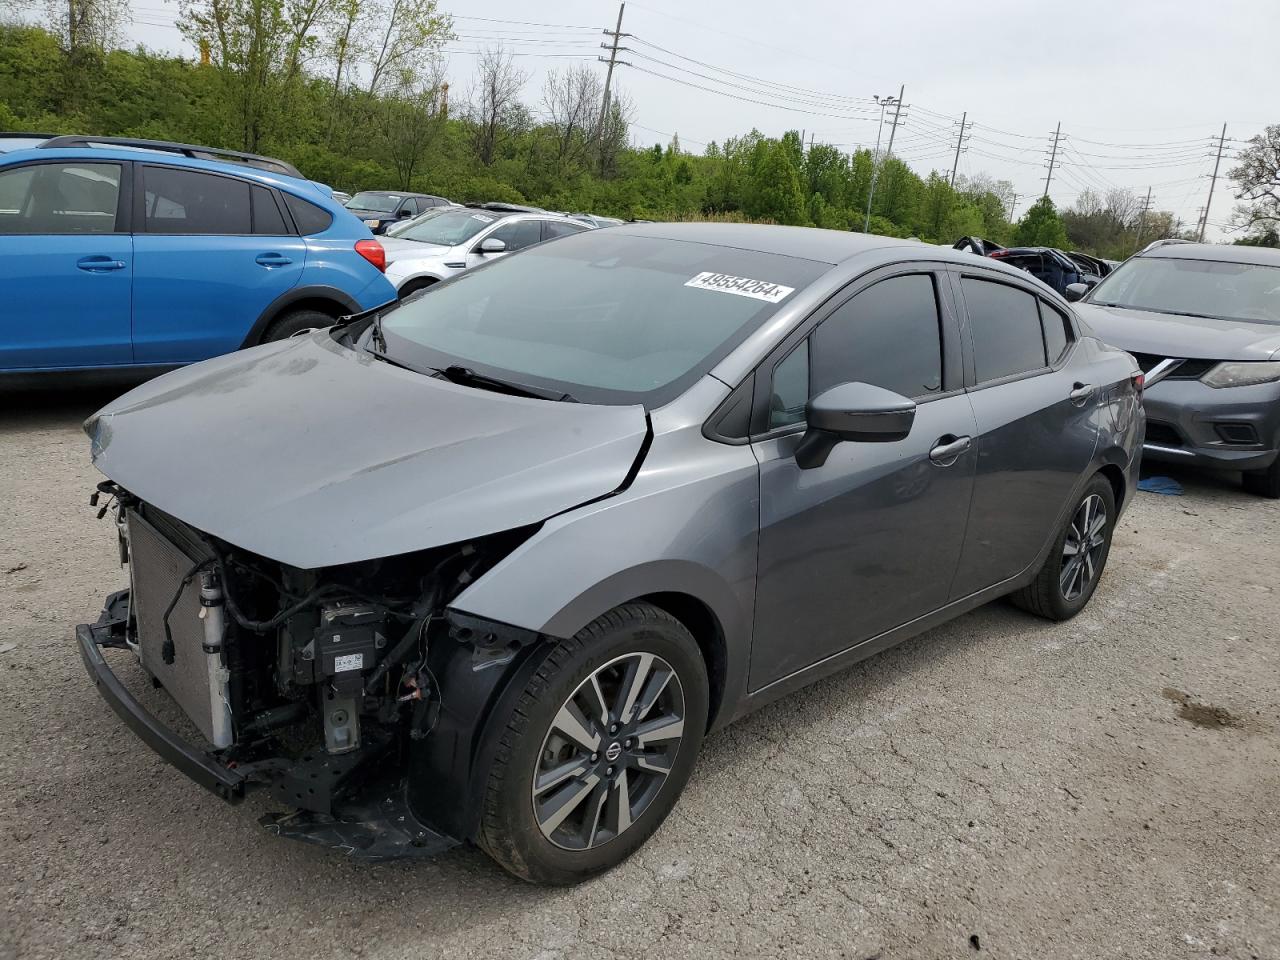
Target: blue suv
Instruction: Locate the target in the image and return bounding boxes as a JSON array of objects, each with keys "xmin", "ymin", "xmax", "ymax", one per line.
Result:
[{"xmin": 0, "ymin": 135, "xmax": 396, "ymax": 373}]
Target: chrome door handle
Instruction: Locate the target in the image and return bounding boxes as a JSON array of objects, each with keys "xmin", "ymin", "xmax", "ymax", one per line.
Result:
[
  {"xmin": 929, "ymin": 435, "xmax": 972, "ymax": 466},
  {"xmin": 1069, "ymin": 382, "xmax": 1096, "ymax": 405}
]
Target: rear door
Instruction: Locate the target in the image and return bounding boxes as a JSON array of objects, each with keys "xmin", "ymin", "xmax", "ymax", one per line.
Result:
[
  {"xmin": 131, "ymin": 164, "xmax": 306, "ymax": 363},
  {"xmin": 542, "ymin": 219, "xmax": 590, "ymax": 242},
  {"xmin": 0, "ymin": 159, "xmax": 133, "ymax": 369},
  {"xmin": 750, "ymin": 268, "xmax": 978, "ymax": 690},
  {"xmin": 948, "ymin": 271, "xmax": 1099, "ymax": 598}
]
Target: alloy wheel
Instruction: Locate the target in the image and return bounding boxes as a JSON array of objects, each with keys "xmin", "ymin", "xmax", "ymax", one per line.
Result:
[
  {"xmin": 1060, "ymin": 493, "xmax": 1108, "ymax": 601},
  {"xmin": 531, "ymin": 652, "xmax": 685, "ymax": 851}
]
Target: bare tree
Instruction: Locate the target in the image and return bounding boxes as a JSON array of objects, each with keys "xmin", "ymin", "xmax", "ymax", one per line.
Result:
[
  {"xmin": 597, "ymin": 86, "xmax": 633, "ymax": 177},
  {"xmin": 542, "ymin": 63, "xmax": 601, "ymax": 170},
  {"xmin": 41, "ymin": 0, "xmax": 130, "ymax": 55},
  {"xmin": 363, "ymin": 0, "xmax": 450, "ymax": 97},
  {"xmin": 467, "ymin": 45, "xmax": 529, "ymax": 166},
  {"xmin": 1229, "ymin": 124, "xmax": 1280, "ymax": 231}
]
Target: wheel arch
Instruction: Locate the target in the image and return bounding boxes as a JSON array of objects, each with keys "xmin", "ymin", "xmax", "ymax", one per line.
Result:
[
  {"xmin": 634, "ymin": 591, "xmax": 728, "ymax": 733},
  {"xmin": 239, "ymin": 285, "xmax": 361, "ymax": 347}
]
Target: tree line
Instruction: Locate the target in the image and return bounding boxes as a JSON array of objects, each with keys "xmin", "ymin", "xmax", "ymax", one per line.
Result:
[{"xmin": 2, "ymin": 3, "xmax": 1278, "ymax": 252}]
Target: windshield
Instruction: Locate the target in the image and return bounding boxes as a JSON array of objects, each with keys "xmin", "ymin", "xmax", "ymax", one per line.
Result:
[
  {"xmin": 1089, "ymin": 256, "xmax": 1280, "ymax": 325},
  {"xmin": 346, "ymin": 192, "xmax": 403, "ymax": 213},
  {"xmin": 375, "ymin": 231, "xmax": 828, "ymax": 406},
  {"xmin": 384, "ymin": 205, "xmax": 452, "ymax": 237},
  {"xmin": 388, "ymin": 208, "xmax": 501, "ymax": 247}
]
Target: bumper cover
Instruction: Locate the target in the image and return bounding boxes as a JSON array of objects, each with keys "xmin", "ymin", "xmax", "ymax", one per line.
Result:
[{"xmin": 1141, "ymin": 378, "xmax": 1280, "ymax": 471}]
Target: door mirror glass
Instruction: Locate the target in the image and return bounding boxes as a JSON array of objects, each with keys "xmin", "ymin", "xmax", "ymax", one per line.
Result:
[
  {"xmin": 796, "ymin": 382, "xmax": 916, "ymax": 469},
  {"xmin": 478, "ymin": 237, "xmax": 507, "ymax": 254},
  {"xmin": 1064, "ymin": 282, "xmax": 1089, "ymax": 302}
]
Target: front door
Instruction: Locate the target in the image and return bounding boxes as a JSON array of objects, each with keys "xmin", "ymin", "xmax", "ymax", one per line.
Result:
[
  {"xmin": 948, "ymin": 273, "xmax": 1100, "ymax": 599},
  {"xmin": 750, "ymin": 270, "xmax": 978, "ymax": 691},
  {"xmin": 466, "ymin": 218, "xmax": 544, "ymax": 269},
  {"xmin": 131, "ymin": 165, "xmax": 305, "ymax": 363},
  {"xmin": 0, "ymin": 160, "xmax": 132, "ymax": 369}
]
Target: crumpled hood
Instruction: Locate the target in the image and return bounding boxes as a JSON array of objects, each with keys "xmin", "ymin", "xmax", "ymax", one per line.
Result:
[
  {"xmin": 86, "ymin": 333, "xmax": 648, "ymax": 569},
  {"xmin": 1077, "ymin": 303, "xmax": 1280, "ymax": 361}
]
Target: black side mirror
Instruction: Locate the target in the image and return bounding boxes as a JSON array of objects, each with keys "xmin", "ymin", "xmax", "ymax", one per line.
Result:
[
  {"xmin": 398, "ymin": 208, "xmax": 413, "ymax": 218},
  {"xmin": 795, "ymin": 382, "xmax": 917, "ymax": 469},
  {"xmin": 1064, "ymin": 282, "xmax": 1089, "ymax": 302}
]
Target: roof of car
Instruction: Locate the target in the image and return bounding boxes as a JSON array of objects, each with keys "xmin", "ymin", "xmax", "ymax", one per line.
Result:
[
  {"xmin": 1138, "ymin": 241, "xmax": 1280, "ymax": 266},
  {"xmin": 608, "ymin": 222, "xmax": 923, "ymax": 265}
]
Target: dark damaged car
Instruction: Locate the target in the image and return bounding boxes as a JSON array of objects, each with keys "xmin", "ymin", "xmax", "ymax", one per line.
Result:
[{"xmin": 78, "ymin": 224, "xmax": 1143, "ymax": 883}]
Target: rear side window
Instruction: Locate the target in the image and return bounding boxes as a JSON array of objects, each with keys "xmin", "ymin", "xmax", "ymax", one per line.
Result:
[
  {"xmin": 143, "ymin": 166, "xmax": 251, "ymax": 234},
  {"xmin": 251, "ymin": 186, "xmax": 289, "ymax": 235},
  {"xmin": 282, "ymin": 192, "xmax": 333, "ymax": 235},
  {"xmin": 0, "ymin": 162, "xmax": 121, "ymax": 235},
  {"xmin": 543, "ymin": 220, "xmax": 588, "ymax": 240},
  {"xmin": 811, "ymin": 274, "xmax": 944, "ymax": 399},
  {"xmin": 963, "ymin": 278, "xmax": 1047, "ymax": 383},
  {"xmin": 1040, "ymin": 301, "xmax": 1071, "ymax": 364}
]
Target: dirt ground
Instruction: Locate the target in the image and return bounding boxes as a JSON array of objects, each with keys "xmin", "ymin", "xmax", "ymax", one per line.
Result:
[{"xmin": 1, "ymin": 383, "xmax": 1277, "ymax": 960}]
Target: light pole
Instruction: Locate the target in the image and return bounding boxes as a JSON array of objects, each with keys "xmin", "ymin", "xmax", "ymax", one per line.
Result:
[{"xmin": 863, "ymin": 92, "xmax": 901, "ymax": 233}]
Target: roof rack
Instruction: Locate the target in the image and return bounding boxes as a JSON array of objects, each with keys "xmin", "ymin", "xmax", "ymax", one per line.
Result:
[{"xmin": 37, "ymin": 135, "xmax": 303, "ymax": 179}]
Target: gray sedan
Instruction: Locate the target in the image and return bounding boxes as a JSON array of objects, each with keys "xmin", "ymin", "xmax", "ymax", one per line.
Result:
[{"xmin": 77, "ymin": 223, "xmax": 1143, "ymax": 884}]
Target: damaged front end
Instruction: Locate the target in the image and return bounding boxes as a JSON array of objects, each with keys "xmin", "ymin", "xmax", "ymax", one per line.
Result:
[{"xmin": 77, "ymin": 482, "xmax": 550, "ymax": 860}]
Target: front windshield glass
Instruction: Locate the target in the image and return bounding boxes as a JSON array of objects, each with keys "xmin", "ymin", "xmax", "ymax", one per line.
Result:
[
  {"xmin": 389, "ymin": 209, "xmax": 499, "ymax": 246},
  {"xmin": 384, "ymin": 205, "xmax": 451, "ymax": 237},
  {"xmin": 1089, "ymin": 256, "xmax": 1280, "ymax": 325},
  {"xmin": 346, "ymin": 192, "xmax": 402, "ymax": 213},
  {"xmin": 376, "ymin": 231, "xmax": 829, "ymax": 406}
]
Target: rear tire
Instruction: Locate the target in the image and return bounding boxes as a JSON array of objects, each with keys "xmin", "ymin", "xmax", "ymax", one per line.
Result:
[
  {"xmin": 477, "ymin": 602, "xmax": 708, "ymax": 885},
  {"xmin": 1242, "ymin": 459, "xmax": 1280, "ymax": 498},
  {"xmin": 261, "ymin": 308, "xmax": 334, "ymax": 343},
  {"xmin": 1011, "ymin": 474, "xmax": 1116, "ymax": 621}
]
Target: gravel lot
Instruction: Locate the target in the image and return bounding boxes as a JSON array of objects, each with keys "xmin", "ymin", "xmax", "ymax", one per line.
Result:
[{"xmin": 2, "ymin": 383, "xmax": 1278, "ymax": 960}]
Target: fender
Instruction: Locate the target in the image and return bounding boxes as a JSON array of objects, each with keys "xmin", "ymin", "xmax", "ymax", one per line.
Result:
[{"xmin": 238, "ymin": 284, "xmax": 362, "ymax": 348}]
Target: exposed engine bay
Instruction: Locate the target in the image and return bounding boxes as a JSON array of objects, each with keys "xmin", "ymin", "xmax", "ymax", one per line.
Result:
[{"xmin": 80, "ymin": 480, "xmax": 549, "ymax": 860}]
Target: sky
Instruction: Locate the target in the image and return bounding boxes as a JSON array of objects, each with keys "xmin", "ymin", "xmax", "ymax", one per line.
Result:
[{"xmin": 120, "ymin": 0, "xmax": 1280, "ymax": 239}]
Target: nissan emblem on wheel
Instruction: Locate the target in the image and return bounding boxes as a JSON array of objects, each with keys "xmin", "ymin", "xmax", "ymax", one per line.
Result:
[{"xmin": 75, "ymin": 223, "xmax": 1143, "ymax": 884}]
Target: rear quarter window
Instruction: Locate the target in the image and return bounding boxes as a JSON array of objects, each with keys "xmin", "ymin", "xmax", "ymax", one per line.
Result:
[{"xmin": 282, "ymin": 192, "xmax": 334, "ymax": 235}]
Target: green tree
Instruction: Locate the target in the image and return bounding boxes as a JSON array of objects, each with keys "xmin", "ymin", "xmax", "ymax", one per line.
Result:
[
  {"xmin": 1013, "ymin": 196, "xmax": 1069, "ymax": 248},
  {"xmin": 745, "ymin": 140, "xmax": 805, "ymax": 225}
]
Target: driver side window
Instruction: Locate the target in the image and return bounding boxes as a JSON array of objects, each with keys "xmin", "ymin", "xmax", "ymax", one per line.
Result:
[{"xmin": 485, "ymin": 219, "xmax": 542, "ymax": 252}]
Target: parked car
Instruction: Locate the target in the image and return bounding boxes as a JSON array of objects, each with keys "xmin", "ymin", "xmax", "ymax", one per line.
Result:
[
  {"xmin": 987, "ymin": 246, "xmax": 1101, "ymax": 296},
  {"xmin": 567, "ymin": 212, "xmax": 624, "ymax": 228},
  {"xmin": 344, "ymin": 190, "xmax": 453, "ymax": 234},
  {"xmin": 382, "ymin": 201, "xmax": 461, "ymax": 238},
  {"xmin": 0, "ymin": 135, "xmax": 396, "ymax": 374},
  {"xmin": 379, "ymin": 203, "xmax": 591, "ymax": 298},
  {"xmin": 77, "ymin": 224, "xmax": 1142, "ymax": 883},
  {"xmin": 331, "ymin": 189, "xmax": 352, "ymax": 205},
  {"xmin": 953, "ymin": 235, "xmax": 1005, "ymax": 256},
  {"xmin": 1074, "ymin": 239, "xmax": 1280, "ymax": 497}
]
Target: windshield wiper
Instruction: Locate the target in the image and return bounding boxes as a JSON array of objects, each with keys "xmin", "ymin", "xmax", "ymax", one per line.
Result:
[{"xmin": 434, "ymin": 365, "xmax": 577, "ymax": 402}]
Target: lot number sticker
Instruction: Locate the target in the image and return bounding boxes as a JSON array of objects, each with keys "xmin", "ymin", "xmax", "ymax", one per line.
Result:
[{"xmin": 684, "ymin": 272, "xmax": 795, "ymax": 303}]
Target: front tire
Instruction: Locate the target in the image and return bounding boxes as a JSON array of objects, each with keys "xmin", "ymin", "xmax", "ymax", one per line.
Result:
[
  {"xmin": 1242, "ymin": 458, "xmax": 1280, "ymax": 498},
  {"xmin": 1011, "ymin": 474, "xmax": 1116, "ymax": 621},
  {"xmin": 477, "ymin": 603, "xmax": 708, "ymax": 885}
]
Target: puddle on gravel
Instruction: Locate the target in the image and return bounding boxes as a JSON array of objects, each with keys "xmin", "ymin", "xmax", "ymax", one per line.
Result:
[{"xmin": 1162, "ymin": 687, "xmax": 1242, "ymax": 730}]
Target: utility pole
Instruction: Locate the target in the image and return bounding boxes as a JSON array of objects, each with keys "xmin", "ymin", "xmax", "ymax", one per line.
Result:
[
  {"xmin": 1008, "ymin": 192, "xmax": 1019, "ymax": 222},
  {"xmin": 1135, "ymin": 186, "xmax": 1152, "ymax": 244},
  {"xmin": 949, "ymin": 111, "xmax": 968, "ymax": 188},
  {"xmin": 884, "ymin": 84, "xmax": 905, "ymax": 158},
  {"xmin": 1198, "ymin": 123, "xmax": 1228, "ymax": 243},
  {"xmin": 595, "ymin": 3, "xmax": 628, "ymax": 158},
  {"xmin": 808, "ymin": 131, "xmax": 814, "ymax": 154},
  {"xmin": 1043, "ymin": 121, "xmax": 1062, "ymax": 199},
  {"xmin": 863, "ymin": 88, "xmax": 902, "ymax": 232}
]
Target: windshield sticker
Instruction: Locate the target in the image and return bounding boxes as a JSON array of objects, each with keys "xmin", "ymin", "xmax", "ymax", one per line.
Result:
[
  {"xmin": 684, "ymin": 272, "xmax": 796, "ymax": 303},
  {"xmin": 471, "ymin": 214, "xmax": 495, "ymax": 222}
]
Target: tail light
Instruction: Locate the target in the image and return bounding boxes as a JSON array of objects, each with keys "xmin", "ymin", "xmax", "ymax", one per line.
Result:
[
  {"xmin": 1131, "ymin": 371, "xmax": 1145, "ymax": 396},
  {"xmin": 988, "ymin": 249, "xmax": 1009, "ymax": 258},
  {"xmin": 355, "ymin": 239, "xmax": 386, "ymax": 273}
]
